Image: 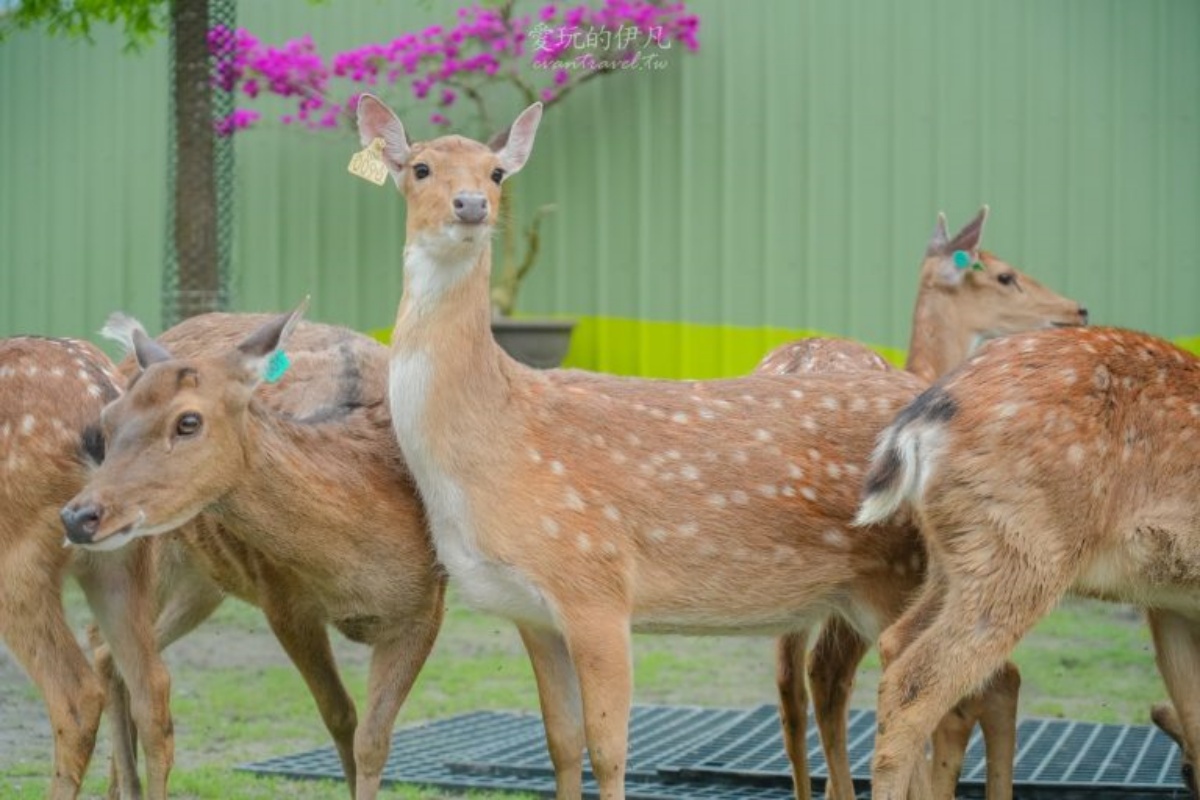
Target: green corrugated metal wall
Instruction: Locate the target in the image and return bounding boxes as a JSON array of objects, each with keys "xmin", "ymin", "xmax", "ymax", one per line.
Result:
[{"xmin": 1, "ymin": 0, "xmax": 1197, "ymax": 376}]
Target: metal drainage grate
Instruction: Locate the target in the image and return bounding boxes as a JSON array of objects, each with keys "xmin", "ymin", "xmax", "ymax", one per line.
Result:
[{"xmin": 239, "ymin": 705, "xmax": 1188, "ymax": 799}]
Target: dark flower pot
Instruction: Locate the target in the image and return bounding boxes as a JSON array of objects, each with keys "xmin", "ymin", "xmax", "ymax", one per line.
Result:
[{"xmin": 491, "ymin": 317, "xmax": 576, "ymax": 369}]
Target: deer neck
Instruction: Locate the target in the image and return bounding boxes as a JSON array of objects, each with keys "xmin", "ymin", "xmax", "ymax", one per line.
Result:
[
  {"xmin": 904, "ymin": 292, "xmax": 972, "ymax": 383},
  {"xmin": 389, "ymin": 237, "xmax": 521, "ymax": 476},
  {"xmin": 216, "ymin": 404, "xmax": 396, "ymax": 562}
]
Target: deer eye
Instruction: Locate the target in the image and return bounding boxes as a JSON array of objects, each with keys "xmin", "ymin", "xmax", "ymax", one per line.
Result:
[
  {"xmin": 997, "ymin": 272, "xmax": 1017, "ymax": 286},
  {"xmin": 491, "ymin": 167, "xmax": 505, "ymax": 185},
  {"xmin": 413, "ymin": 163, "xmax": 431, "ymax": 180},
  {"xmin": 175, "ymin": 412, "xmax": 202, "ymax": 437}
]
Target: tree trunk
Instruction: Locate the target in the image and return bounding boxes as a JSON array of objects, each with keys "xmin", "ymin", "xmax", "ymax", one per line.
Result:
[{"xmin": 169, "ymin": 0, "xmax": 219, "ymax": 321}]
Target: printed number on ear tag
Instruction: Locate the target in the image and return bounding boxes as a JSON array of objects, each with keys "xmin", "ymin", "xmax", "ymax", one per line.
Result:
[{"xmin": 348, "ymin": 138, "xmax": 389, "ymax": 186}]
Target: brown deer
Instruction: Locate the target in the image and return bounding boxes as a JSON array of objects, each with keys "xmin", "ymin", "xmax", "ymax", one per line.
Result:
[
  {"xmin": 0, "ymin": 335, "xmax": 176, "ymax": 800},
  {"xmin": 350, "ymin": 92, "xmax": 1078, "ymax": 800},
  {"xmin": 60, "ymin": 312, "xmax": 446, "ymax": 800},
  {"xmin": 856, "ymin": 326, "xmax": 1200, "ymax": 800},
  {"xmin": 761, "ymin": 207, "xmax": 1087, "ymax": 799}
]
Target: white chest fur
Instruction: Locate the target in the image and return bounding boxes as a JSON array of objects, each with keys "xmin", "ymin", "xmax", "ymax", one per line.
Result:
[{"xmin": 388, "ymin": 347, "xmax": 553, "ymax": 626}]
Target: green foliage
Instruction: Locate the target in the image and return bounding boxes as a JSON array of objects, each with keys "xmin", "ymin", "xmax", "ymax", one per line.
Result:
[{"xmin": 0, "ymin": 0, "xmax": 167, "ymax": 50}]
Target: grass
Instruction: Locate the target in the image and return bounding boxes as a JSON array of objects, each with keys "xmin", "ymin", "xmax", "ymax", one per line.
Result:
[{"xmin": 0, "ymin": 583, "xmax": 1161, "ymax": 799}]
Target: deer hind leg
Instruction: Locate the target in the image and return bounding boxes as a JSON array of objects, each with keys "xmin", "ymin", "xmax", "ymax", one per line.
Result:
[
  {"xmin": 776, "ymin": 629, "xmax": 813, "ymax": 800},
  {"xmin": 352, "ymin": 594, "xmax": 445, "ymax": 800},
  {"xmin": 1, "ymin": 531, "xmax": 105, "ymax": 800},
  {"xmin": 518, "ymin": 624, "xmax": 585, "ymax": 800},
  {"xmin": 872, "ymin": 544, "xmax": 1064, "ymax": 800},
  {"xmin": 1148, "ymin": 608, "xmax": 1200, "ymax": 797},
  {"xmin": 559, "ymin": 609, "xmax": 634, "ymax": 800},
  {"xmin": 808, "ymin": 620, "xmax": 871, "ymax": 800}
]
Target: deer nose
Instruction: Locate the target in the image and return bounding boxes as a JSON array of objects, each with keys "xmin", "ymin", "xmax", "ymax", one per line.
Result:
[
  {"xmin": 453, "ymin": 193, "xmax": 488, "ymax": 224},
  {"xmin": 61, "ymin": 501, "xmax": 104, "ymax": 544}
]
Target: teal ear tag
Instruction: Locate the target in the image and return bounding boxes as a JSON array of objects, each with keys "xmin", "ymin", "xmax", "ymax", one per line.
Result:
[
  {"xmin": 952, "ymin": 250, "xmax": 971, "ymax": 269},
  {"xmin": 264, "ymin": 350, "xmax": 290, "ymax": 383}
]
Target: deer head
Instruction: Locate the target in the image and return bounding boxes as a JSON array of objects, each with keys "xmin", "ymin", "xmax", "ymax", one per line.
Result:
[
  {"xmin": 59, "ymin": 304, "xmax": 306, "ymax": 551},
  {"xmin": 907, "ymin": 206, "xmax": 1089, "ymax": 382}
]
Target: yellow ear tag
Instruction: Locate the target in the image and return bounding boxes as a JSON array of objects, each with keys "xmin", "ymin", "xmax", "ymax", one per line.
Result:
[{"xmin": 348, "ymin": 137, "xmax": 389, "ymax": 186}]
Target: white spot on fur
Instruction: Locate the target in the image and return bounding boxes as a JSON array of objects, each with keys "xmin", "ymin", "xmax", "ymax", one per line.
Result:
[
  {"xmin": 873, "ymin": 397, "xmax": 892, "ymax": 414},
  {"xmin": 591, "ymin": 434, "xmax": 606, "ymax": 447},
  {"xmin": 20, "ymin": 415, "xmax": 35, "ymax": 435},
  {"xmin": 698, "ymin": 407, "xmax": 716, "ymax": 420},
  {"xmin": 564, "ymin": 488, "xmax": 585, "ymax": 511},
  {"xmin": 611, "ymin": 451, "xmax": 628, "ymax": 465},
  {"xmin": 787, "ymin": 463, "xmax": 804, "ymax": 479},
  {"xmin": 87, "ymin": 384, "xmax": 102, "ymax": 398},
  {"xmin": 730, "ymin": 490, "xmax": 749, "ymax": 505},
  {"xmin": 758, "ymin": 484, "xmax": 778, "ymax": 498},
  {"xmin": 1066, "ymin": 444, "xmax": 1085, "ymax": 466},
  {"xmin": 850, "ymin": 397, "xmax": 868, "ymax": 413},
  {"xmin": 732, "ymin": 450, "xmax": 749, "ymax": 465},
  {"xmin": 769, "ymin": 398, "xmax": 783, "ymax": 410},
  {"xmin": 577, "ymin": 533, "xmax": 592, "ymax": 552},
  {"xmin": 549, "ymin": 460, "xmax": 565, "ymax": 476},
  {"xmin": 781, "ymin": 485, "xmax": 796, "ymax": 498},
  {"xmin": 800, "ymin": 487, "xmax": 817, "ymax": 502},
  {"xmin": 808, "ymin": 448, "xmax": 822, "ymax": 461},
  {"xmin": 0, "ymin": 366, "xmax": 13, "ymax": 378},
  {"xmin": 647, "ymin": 527, "xmax": 668, "ymax": 543},
  {"xmin": 677, "ymin": 521, "xmax": 699, "ymax": 537},
  {"xmin": 541, "ymin": 517, "xmax": 560, "ymax": 537},
  {"xmin": 77, "ymin": 369, "xmax": 89, "ymax": 381},
  {"xmin": 24, "ymin": 365, "xmax": 38, "ymax": 377},
  {"xmin": 707, "ymin": 493, "xmax": 728, "ymax": 508},
  {"xmin": 822, "ymin": 528, "xmax": 847, "ymax": 548},
  {"xmin": 741, "ymin": 394, "xmax": 757, "ymax": 404},
  {"xmin": 681, "ymin": 464, "xmax": 700, "ymax": 481},
  {"xmin": 603, "ymin": 505, "xmax": 621, "ymax": 522},
  {"xmin": 997, "ymin": 402, "xmax": 1022, "ymax": 419},
  {"xmin": 528, "ymin": 448, "xmax": 542, "ymax": 463},
  {"xmin": 672, "ymin": 412, "xmax": 689, "ymax": 424},
  {"xmin": 602, "ymin": 541, "xmax": 618, "ymax": 556},
  {"xmin": 50, "ymin": 367, "xmax": 64, "ymax": 378},
  {"xmin": 627, "ymin": 433, "xmax": 642, "ymax": 447},
  {"xmin": 754, "ymin": 428, "xmax": 773, "ymax": 443},
  {"xmin": 826, "ymin": 463, "xmax": 842, "ymax": 479},
  {"xmin": 789, "ymin": 389, "xmax": 804, "ymax": 400},
  {"xmin": 821, "ymin": 396, "xmax": 840, "ymax": 412},
  {"xmin": 666, "ymin": 449, "xmax": 681, "ymax": 460}
]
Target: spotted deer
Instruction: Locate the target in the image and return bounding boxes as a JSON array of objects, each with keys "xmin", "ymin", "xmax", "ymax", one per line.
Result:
[
  {"xmin": 60, "ymin": 312, "xmax": 446, "ymax": 800},
  {"xmin": 0, "ymin": 335, "xmax": 177, "ymax": 800},
  {"xmin": 856, "ymin": 326, "xmax": 1200, "ymax": 800},
  {"xmin": 760, "ymin": 208, "xmax": 1088, "ymax": 798},
  {"xmin": 352, "ymin": 92, "xmax": 1059, "ymax": 800}
]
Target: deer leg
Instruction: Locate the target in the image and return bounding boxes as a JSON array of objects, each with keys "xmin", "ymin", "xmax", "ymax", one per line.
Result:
[
  {"xmin": 776, "ymin": 629, "xmax": 812, "ymax": 800},
  {"xmin": 560, "ymin": 612, "xmax": 633, "ymax": 800},
  {"xmin": 518, "ymin": 624, "xmax": 585, "ymax": 800},
  {"xmin": 872, "ymin": 553, "xmax": 1063, "ymax": 800},
  {"xmin": 90, "ymin": 631, "xmax": 139, "ymax": 800},
  {"xmin": 974, "ymin": 661, "xmax": 1020, "ymax": 800},
  {"xmin": 352, "ymin": 600, "xmax": 444, "ymax": 800},
  {"xmin": 261, "ymin": 600, "xmax": 358, "ymax": 798},
  {"xmin": 1, "ymin": 531, "xmax": 105, "ymax": 800},
  {"xmin": 77, "ymin": 548, "xmax": 173, "ymax": 800},
  {"xmin": 1148, "ymin": 608, "xmax": 1200, "ymax": 796},
  {"xmin": 809, "ymin": 620, "xmax": 871, "ymax": 800}
]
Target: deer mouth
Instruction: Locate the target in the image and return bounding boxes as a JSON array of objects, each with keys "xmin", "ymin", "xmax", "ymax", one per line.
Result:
[{"xmin": 70, "ymin": 510, "xmax": 145, "ymax": 552}]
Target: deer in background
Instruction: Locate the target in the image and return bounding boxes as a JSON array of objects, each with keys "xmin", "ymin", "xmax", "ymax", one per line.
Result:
[
  {"xmin": 0, "ymin": 335, "xmax": 176, "ymax": 800},
  {"xmin": 760, "ymin": 207, "xmax": 1088, "ymax": 798},
  {"xmin": 856, "ymin": 326, "xmax": 1200, "ymax": 800},
  {"xmin": 59, "ymin": 312, "xmax": 446, "ymax": 800},
  {"xmin": 352, "ymin": 92, "xmax": 1080, "ymax": 800}
]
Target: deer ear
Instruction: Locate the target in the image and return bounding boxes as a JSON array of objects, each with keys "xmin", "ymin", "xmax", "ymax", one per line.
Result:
[
  {"xmin": 235, "ymin": 297, "xmax": 308, "ymax": 384},
  {"xmin": 355, "ymin": 94, "xmax": 411, "ymax": 180},
  {"xmin": 926, "ymin": 212, "xmax": 950, "ymax": 257},
  {"xmin": 946, "ymin": 205, "xmax": 989, "ymax": 253},
  {"xmin": 492, "ymin": 102, "xmax": 543, "ymax": 177},
  {"xmin": 100, "ymin": 312, "xmax": 172, "ymax": 371}
]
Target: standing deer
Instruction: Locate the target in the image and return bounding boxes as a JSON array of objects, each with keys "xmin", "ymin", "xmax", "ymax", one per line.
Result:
[
  {"xmin": 0, "ymin": 335, "xmax": 175, "ymax": 800},
  {"xmin": 856, "ymin": 326, "xmax": 1200, "ymax": 800},
  {"xmin": 352, "ymin": 93, "xmax": 1081, "ymax": 800},
  {"xmin": 60, "ymin": 312, "xmax": 446, "ymax": 800},
  {"xmin": 760, "ymin": 207, "xmax": 1088, "ymax": 798}
]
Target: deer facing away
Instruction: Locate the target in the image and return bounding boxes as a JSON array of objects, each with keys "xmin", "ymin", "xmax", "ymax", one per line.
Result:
[
  {"xmin": 350, "ymin": 91, "xmax": 1089, "ymax": 800},
  {"xmin": 60, "ymin": 312, "xmax": 446, "ymax": 800},
  {"xmin": 856, "ymin": 326, "xmax": 1200, "ymax": 800},
  {"xmin": 0, "ymin": 335, "xmax": 180, "ymax": 800},
  {"xmin": 759, "ymin": 206, "xmax": 1088, "ymax": 799}
]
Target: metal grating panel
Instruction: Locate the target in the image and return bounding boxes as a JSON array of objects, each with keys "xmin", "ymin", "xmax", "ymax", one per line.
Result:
[{"xmin": 239, "ymin": 704, "xmax": 1189, "ymax": 799}]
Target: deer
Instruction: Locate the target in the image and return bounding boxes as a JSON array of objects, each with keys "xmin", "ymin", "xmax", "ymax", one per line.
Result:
[
  {"xmin": 0, "ymin": 334, "xmax": 177, "ymax": 800},
  {"xmin": 348, "ymin": 91, "xmax": 1087, "ymax": 800},
  {"xmin": 759, "ymin": 207, "xmax": 1089, "ymax": 798},
  {"xmin": 855, "ymin": 325, "xmax": 1200, "ymax": 800},
  {"xmin": 58, "ymin": 311, "xmax": 447, "ymax": 800}
]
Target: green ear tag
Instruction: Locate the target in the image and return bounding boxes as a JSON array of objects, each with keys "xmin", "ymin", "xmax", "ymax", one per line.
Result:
[{"xmin": 264, "ymin": 350, "xmax": 290, "ymax": 383}]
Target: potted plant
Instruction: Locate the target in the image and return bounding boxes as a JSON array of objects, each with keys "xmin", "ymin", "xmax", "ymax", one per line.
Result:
[{"xmin": 209, "ymin": 0, "xmax": 700, "ymax": 367}]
